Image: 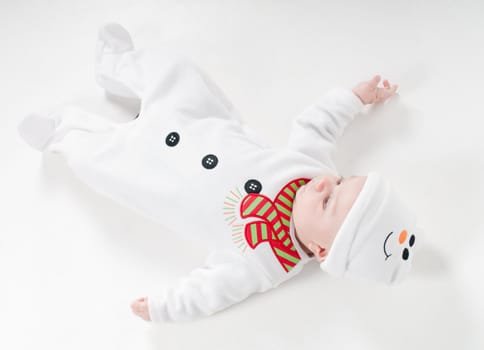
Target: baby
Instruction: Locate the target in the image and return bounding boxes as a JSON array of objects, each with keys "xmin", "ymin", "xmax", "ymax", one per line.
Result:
[{"xmin": 18, "ymin": 23, "xmax": 417, "ymax": 323}]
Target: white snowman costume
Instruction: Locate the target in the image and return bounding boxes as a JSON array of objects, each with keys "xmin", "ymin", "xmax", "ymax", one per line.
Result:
[{"xmin": 18, "ymin": 24, "xmax": 417, "ymax": 322}]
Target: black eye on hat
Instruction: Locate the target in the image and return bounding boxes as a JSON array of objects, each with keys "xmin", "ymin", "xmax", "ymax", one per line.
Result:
[
  {"xmin": 409, "ymin": 235, "xmax": 416, "ymax": 247},
  {"xmin": 402, "ymin": 248, "xmax": 409, "ymax": 260}
]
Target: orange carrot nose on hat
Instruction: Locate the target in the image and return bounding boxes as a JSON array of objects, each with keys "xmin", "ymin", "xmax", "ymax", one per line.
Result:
[{"xmin": 320, "ymin": 172, "xmax": 417, "ymax": 284}]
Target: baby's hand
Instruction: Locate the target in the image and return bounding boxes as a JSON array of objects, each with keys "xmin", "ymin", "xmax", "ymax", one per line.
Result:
[
  {"xmin": 130, "ymin": 297, "xmax": 151, "ymax": 321},
  {"xmin": 352, "ymin": 75, "xmax": 398, "ymax": 105}
]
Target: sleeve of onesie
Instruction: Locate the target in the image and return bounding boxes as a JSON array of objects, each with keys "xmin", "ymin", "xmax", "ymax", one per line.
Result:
[
  {"xmin": 288, "ymin": 87, "xmax": 364, "ymax": 168},
  {"xmin": 147, "ymin": 250, "xmax": 273, "ymax": 322}
]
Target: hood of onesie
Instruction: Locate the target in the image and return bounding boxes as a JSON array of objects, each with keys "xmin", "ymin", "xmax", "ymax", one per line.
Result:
[{"xmin": 319, "ymin": 172, "xmax": 417, "ymax": 284}]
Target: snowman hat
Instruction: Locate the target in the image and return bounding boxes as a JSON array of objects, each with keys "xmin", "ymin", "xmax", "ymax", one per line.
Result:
[{"xmin": 320, "ymin": 172, "xmax": 417, "ymax": 284}]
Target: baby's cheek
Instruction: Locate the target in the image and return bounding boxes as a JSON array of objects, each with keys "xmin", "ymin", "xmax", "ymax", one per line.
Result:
[
  {"xmin": 293, "ymin": 206, "xmax": 319, "ymax": 240},
  {"xmin": 291, "ymin": 200, "xmax": 306, "ymax": 231}
]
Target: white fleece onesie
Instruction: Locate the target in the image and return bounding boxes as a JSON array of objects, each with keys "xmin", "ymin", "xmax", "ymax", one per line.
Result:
[{"xmin": 18, "ymin": 23, "xmax": 364, "ymax": 322}]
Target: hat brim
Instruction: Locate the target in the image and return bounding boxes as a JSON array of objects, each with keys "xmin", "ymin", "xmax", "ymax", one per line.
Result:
[{"xmin": 319, "ymin": 172, "xmax": 384, "ymax": 276}]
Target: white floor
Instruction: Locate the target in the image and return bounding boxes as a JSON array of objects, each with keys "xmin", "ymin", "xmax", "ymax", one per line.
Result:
[{"xmin": 2, "ymin": 0, "xmax": 483, "ymax": 349}]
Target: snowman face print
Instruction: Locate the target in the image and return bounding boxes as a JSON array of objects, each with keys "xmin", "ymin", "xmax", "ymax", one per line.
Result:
[{"xmin": 383, "ymin": 229, "xmax": 416, "ymax": 262}]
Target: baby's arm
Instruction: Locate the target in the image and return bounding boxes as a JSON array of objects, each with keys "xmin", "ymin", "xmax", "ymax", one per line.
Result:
[
  {"xmin": 131, "ymin": 251, "xmax": 272, "ymax": 322},
  {"xmin": 287, "ymin": 75, "xmax": 398, "ymax": 167}
]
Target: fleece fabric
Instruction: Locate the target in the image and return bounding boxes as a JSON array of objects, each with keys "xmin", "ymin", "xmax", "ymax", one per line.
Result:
[{"xmin": 18, "ymin": 23, "xmax": 364, "ymax": 322}]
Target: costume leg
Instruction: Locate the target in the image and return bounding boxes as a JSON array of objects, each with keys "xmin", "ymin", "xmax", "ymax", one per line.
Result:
[
  {"xmin": 18, "ymin": 107, "xmax": 120, "ymax": 160},
  {"xmin": 95, "ymin": 23, "xmax": 142, "ymax": 100},
  {"xmin": 18, "ymin": 107, "xmax": 138, "ymax": 203},
  {"xmin": 96, "ymin": 23, "xmax": 241, "ymax": 121}
]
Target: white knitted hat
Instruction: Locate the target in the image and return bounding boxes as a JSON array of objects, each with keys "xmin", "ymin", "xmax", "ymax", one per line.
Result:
[{"xmin": 320, "ymin": 172, "xmax": 417, "ymax": 284}]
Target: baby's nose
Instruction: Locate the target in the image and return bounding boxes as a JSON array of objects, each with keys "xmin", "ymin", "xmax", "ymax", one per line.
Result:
[{"xmin": 314, "ymin": 178, "xmax": 331, "ymax": 192}]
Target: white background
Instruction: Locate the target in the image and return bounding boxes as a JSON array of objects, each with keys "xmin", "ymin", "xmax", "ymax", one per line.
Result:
[{"xmin": 2, "ymin": 0, "xmax": 483, "ymax": 349}]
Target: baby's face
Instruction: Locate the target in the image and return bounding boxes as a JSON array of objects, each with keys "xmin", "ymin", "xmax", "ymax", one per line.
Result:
[{"xmin": 292, "ymin": 175, "xmax": 367, "ymax": 261}]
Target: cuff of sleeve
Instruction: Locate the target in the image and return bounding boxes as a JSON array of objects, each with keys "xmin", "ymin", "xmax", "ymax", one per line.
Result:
[
  {"xmin": 319, "ymin": 87, "xmax": 364, "ymax": 116},
  {"xmin": 148, "ymin": 293, "xmax": 167, "ymax": 323}
]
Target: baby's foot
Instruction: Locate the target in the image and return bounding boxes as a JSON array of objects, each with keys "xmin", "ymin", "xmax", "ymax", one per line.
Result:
[
  {"xmin": 18, "ymin": 113, "xmax": 58, "ymax": 151},
  {"xmin": 97, "ymin": 22, "xmax": 134, "ymax": 55}
]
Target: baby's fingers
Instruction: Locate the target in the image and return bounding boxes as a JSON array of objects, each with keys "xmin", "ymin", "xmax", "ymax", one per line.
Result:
[
  {"xmin": 130, "ymin": 300, "xmax": 140, "ymax": 312},
  {"xmin": 131, "ymin": 297, "xmax": 146, "ymax": 312},
  {"xmin": 369, "ymin": 75, "xmax": 381, "ymax": 88},
  {"xmin": 375, "ymin": 85, "xmax": 398, "ymax": 103}
]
